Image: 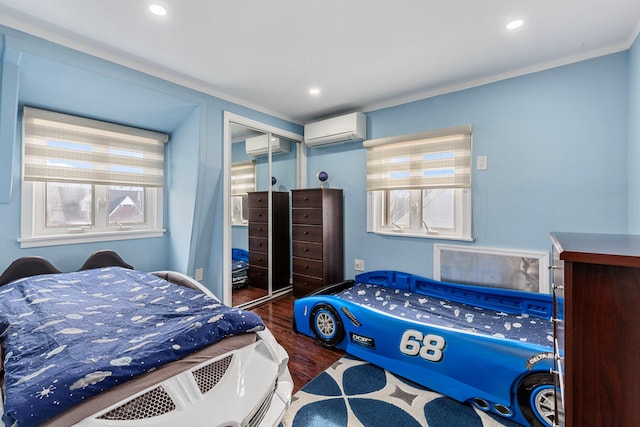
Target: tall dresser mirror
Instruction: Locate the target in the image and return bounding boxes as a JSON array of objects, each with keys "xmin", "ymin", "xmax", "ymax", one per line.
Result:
[{"xmin": 224, "ymin": 113, "xmax": 302, "ymax": 307}]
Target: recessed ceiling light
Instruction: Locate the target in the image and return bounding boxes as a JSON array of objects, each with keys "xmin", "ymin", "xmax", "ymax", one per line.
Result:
[
  {"xmin": 506, "ymin": 19, "xmax": 524, "ymax": 30},
  {"xmin": 309, "ymin": 88, "xmax": 321, "ymax": 96},
  {"xmin": 149, "ymin": 4, "xmax": 167, "ymax": 16}
]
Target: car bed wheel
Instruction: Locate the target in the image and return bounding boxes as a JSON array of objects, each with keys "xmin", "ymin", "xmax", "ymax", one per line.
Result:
[
  {"xmin": 310, "ymin": 304, "xmax": 344, "ymax": 347},
  {"xmin": 517, "ymin": 373, "xmax": 555, "ymax": 427}
]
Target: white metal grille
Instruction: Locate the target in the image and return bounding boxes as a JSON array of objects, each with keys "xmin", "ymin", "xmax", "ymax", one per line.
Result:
[
  {"xmin": 193, "ymin": 354, "xmax": 233, "ymax": 394},
  {"xmin": 98, "ymin": 386, "xmax": 175, "ymax": 420}
]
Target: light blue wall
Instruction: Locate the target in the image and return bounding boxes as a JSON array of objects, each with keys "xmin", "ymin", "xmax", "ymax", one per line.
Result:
[
  {"xmin": 1, "ymin": 22, "xmax": 636, "ymax": 297},
  {"xmin": 307, "ymin": 51, "xmax": 631, "ymax": 280},
  {"xmin": 166, "ymin": 107, "xmax": 202, "ymax": 273},
  {"xmin": 628, "ymin": 35, "xmax": 640, "ymax": 232},
  {"xmin": 0, "ymin": 27, "xmax": 302, "ymax": 297},
  {"xmin": 0, "ymin": 31, "xmax": 199, "ymax": 273}
]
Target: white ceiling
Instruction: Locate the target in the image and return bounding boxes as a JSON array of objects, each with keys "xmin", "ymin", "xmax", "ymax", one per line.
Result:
[{"xmin": 0, "ymin": 0, "xmax": 638, "ymax": 124}]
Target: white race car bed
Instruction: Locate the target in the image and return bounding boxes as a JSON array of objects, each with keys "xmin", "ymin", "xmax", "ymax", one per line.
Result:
[{"xmin": 0, "ymin": 250, "xmax": 292, "ymax": 427}]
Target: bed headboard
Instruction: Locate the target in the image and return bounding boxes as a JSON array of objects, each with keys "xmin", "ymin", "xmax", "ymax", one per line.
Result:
[
  {"xmin": 0, "ymin": 257, "xmax": 61, "ymax": 286},
  {"xmin": 0, "ymin": 250, "xmax": 134, "ymax": 287},
  {"xmin": 79, "ymin": 250, "xmax": 134, "ymax": 271}
]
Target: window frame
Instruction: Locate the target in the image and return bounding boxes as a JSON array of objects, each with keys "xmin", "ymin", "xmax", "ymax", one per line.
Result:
[
  {"xmin": 230, "ymin": 160, "xmax": 256, "ymax": 226},
  {"xmin": 19, "ymin": 107, "xmax": 166, "ymax": 248},
  {"xmin": 230, "ymin": 194, "xmax": 249, "ymax": 226},
  {"xmin": 365, "ymin": 125, "xmax": 473, "ymax": 241},
  {"xmin": 20, "ymin": 182, "xmax": 164, "ymax": 248},
  {"xmin": 367, "ymin": 188, "xmax": 472, "ymax": 240}
]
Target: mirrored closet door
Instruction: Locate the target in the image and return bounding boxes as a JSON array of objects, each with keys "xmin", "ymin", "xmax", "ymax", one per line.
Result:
[{"xmin": 225, "ymin": 114, "xmax": 302, "ymax": 307}]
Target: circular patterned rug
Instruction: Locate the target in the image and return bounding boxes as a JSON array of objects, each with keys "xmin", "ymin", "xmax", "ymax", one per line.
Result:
[{"xmin": 281, "ymin": 356, "xmax": 523, "ymax": 427}]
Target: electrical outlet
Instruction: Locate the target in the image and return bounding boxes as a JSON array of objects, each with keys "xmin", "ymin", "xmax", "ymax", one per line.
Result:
[
  {"xmin": 195, "ymin": 268, "xmax": 204, "ymax": 281},
  {"xmin": 354, "ymin": 259, "xmax": 365, "ymax": 271}
]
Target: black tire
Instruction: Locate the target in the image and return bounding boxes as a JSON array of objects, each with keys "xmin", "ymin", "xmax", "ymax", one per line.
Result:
[
  {"xmin": 310, "ymin": 304, "xmax": 345, "ymax": 347},
  {"xmin": 517, "ymin": 373, "xmax": 556, "ymax": 427}
]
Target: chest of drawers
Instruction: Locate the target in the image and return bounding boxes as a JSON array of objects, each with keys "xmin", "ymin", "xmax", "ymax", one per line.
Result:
[
  {"xmin": 291, "ymin": 188, "xmax": 343, "ymax": 297},
  {"xmin": 247, "ymin": 191, "xmax": 290, "ymax": 291},
  {"xmin": 550, "ymin": 232, "xmax": 640, "ymax": 427}
]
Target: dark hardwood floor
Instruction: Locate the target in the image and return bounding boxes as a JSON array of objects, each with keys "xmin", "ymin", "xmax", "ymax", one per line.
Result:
[
  {"xmin": 232, "ymin": 285, "xmax": 268, "ymax": 306},
  {"xmin": 251, "ymin": 293, "xmax": 344, "ymax": 393}
]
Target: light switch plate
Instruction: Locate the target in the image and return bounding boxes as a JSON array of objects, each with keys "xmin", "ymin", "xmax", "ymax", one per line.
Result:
[{"xmin": 477, "ymin": 155, "xmax": 488, "ymax": 170}]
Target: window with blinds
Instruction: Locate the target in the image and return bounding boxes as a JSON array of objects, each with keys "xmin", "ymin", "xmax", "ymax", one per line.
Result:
[
  {"xmin": 364, "ymin": 125, "xmax": 473, "ymax": 241},
  {"xmin": 230, "ymin": 161, "xmax": 255, "ymax": 225},
  {"xmin": 23, "ymin": 107, "xmax": 167, "ymax": 187},
  {"xmin": 20, "ymin": 107, "xmax": 168, "ymax": 248}
]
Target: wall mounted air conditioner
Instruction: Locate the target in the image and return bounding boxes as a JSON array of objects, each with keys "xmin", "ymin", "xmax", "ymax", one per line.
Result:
[
  {"xmin": 304, "ymin": 112, "xmax": 367, "ymax": 147},
  {"xmin": 245, "ymin": 134, "xmax": 291, "ymax": 157}
]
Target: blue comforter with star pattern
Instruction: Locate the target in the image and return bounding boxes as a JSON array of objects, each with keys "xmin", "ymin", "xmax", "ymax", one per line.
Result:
[
  {"xmin": 0, "ymin": 267, "xmax": 264, "ymax": 426},
  {"xmin": 334, "ymin": 282, "xmax": 554, "ymax": 347}
]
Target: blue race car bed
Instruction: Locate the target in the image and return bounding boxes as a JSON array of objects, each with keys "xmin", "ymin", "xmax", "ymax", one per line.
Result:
[
  {"xmin": 293, "ymin": 270, "xmax": 562, "ymax": 427},
  {"xmin": 232, "ymin": 248, "xmax": 250, "ymax": 289}
]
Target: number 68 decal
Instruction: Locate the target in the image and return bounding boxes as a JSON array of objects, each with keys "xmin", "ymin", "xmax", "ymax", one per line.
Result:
[{"xmin": 399, "ymin": 329, "xmax": 446, "ymax": 362}]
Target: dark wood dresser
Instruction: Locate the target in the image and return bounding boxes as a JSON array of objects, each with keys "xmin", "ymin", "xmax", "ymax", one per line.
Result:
[
  {"xmin": 291, "ymin": 188, "xmax": 344, "ymax": 297},
  {"xmin": 247, "ymin": 191, "xmax": 290, "ymax": 291},
  {"xmin": 550, "ymin": 232, "xmax": 640, "ymax": 427}
]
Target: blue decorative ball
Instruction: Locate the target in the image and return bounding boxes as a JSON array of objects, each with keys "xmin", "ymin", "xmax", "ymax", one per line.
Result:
[{"xmin": 317, "ymin": 171, "xmax": 328, "ymax": 182}]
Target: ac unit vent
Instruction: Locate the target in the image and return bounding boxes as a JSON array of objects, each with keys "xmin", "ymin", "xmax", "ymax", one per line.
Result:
[
  {"xmin": 245, "ymin": 134, "xmax": 291, "ymax": 157},
  {"xmin": 304, "ymin": 112, "xmax": 366, "ymax": 147}
]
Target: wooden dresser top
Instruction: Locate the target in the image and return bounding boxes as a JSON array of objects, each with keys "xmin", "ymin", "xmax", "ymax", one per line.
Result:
[{"xmin": 551, "ymin": 232, "xmax": 640, "ymax": 267}]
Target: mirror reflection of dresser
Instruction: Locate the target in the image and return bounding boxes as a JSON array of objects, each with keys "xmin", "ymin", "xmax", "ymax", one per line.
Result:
[
  {"xmin": 226, "ymin": 113, "xmax": 302, "ymax": 308},
  {"xmin": 248, "ymin": 191, "xmax": 290, "ymax": 292}
]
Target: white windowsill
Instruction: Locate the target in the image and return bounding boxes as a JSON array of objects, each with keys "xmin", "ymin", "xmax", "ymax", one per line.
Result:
[
  {"xmin": 18, "ymin": 229, "xmax": 166, "ymax": 248},
  {"xmin": 369, "ymin": 229, "xmax": 475, "ymax": 242}
]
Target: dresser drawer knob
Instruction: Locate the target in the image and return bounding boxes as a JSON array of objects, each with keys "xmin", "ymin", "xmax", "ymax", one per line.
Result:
[
  {"xmin": 303, "ymin": 196, "xmax": 308, "ymax": 201},
  {"xmin": 304, "ymin": 214, "xmax": 309, "ymax": 218},
  {"xmin": 304, "ymin": 248, "xmax": 309, "ymax": 252},
  {"xmin": 304, "ymin": 231, "xmax": 309, "ymax": 235}
]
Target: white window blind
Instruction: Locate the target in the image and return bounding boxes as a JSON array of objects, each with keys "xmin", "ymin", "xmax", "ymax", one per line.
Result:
[
  {"xmin": 23, "ymin": 107, "xmax": 168, "ymax": 187},
  {"xmin": 231, "ymin": 161, "xmax": 256, "ymax": 195},
  {"xmin": 364, "ymin": 125, "xmax": 471, "ymax": 191}
]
